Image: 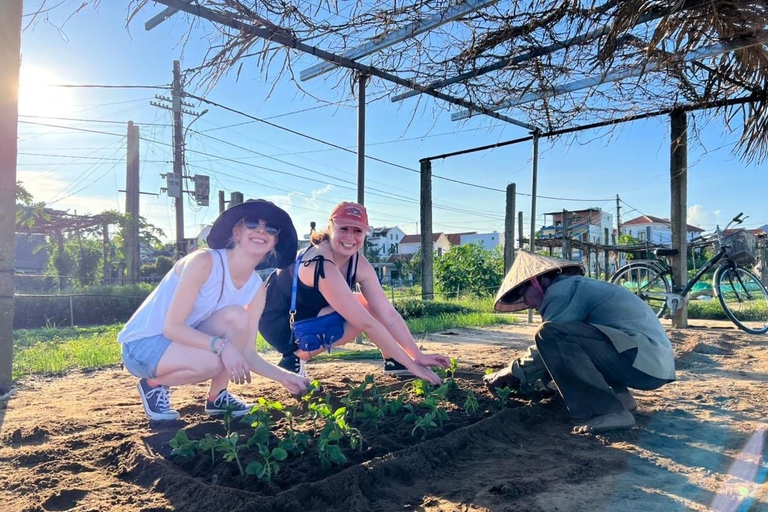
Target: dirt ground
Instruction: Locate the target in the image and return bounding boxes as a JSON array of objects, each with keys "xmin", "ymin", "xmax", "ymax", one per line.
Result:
[{"xmin": 1, "ymin": 320, "xmax": 767, "ymax": 512}]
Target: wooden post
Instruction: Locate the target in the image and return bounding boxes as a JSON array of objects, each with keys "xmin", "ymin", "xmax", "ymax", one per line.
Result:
[
  {"xmin": 102, "ymin": 222, "xmax": 110, "ymax": 284},
  {"xmin": 504, "ymin": 183, "xmax": 516, "ymax": 273},
  {"xmin": 126, "ymin": 121, "xmax": 140, "ymax": 283},
  {"xmin": 670, "ymin": 109, "xmax": 689, "ymax": 328},
  {"xmin": 561, "ymin": 209, "xmax": 569, "ymax": 260},
  {"xmin": 604, "ymin": 227, "xmax": 610, "ymax": 280},
  {"xmin": 0, "ymin": 0, "xmax": 22, "ymax": 389},
  {"xmin": 420, "ymin": 159, "xmax": 434, "ymax": 300}
]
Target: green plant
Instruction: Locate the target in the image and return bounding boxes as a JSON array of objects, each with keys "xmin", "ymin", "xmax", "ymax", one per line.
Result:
[
  {"xmin": 197, "ymin": 434, "xmax": 218, "ymax": 465},
  {"xmin": 446, "ymin": 357, "xmax": 459, "ymax": 381},
  {"xmin": 360, "ymin": 402, "xmax": 385, "ymax": 427},
  {"xmin": 245, "ymin": 443, "xmax": 288, "ymax": 482},
  {"xmin": 411, "ymin": 411, "xmax": 438, "ymax": 439},
  {"xmin": 216, "ymin": 433, "xmax": 245, "ymax": 475},
  {"xmin": 169, "ymin": 430, "xmax": 196, "ymax": 458},
  {"xmin": 495, "ymin": 386, "xmax": 514, "ymax": 410},
  {"xmin": 279, "ymin": 429, "xmax": 311, "ymax": 457},
  {"xmin": 463, "ymin": 390, "xmax": 479, "ymax": 415}
]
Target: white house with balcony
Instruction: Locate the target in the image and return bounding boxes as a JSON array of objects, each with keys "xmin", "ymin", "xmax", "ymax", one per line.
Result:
[{"xmin": 368, "ymin": 226, "xmax": 407, "ymax": 257}]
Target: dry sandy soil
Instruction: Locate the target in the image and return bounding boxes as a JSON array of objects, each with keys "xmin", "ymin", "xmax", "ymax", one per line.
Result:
[{"xmin": 1, "ymin": 320, "xmax": 767, "ymax": 512}]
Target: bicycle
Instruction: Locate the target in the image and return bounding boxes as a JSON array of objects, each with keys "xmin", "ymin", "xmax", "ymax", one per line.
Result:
[{"xmin": 610, "ymin": 213, "xmax": 768, "ymax": 334}]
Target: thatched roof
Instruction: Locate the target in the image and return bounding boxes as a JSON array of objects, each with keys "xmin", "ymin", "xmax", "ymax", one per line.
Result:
[{"xmin": 132, "ymin": 0, "xmax": 768, "ymax": 161}]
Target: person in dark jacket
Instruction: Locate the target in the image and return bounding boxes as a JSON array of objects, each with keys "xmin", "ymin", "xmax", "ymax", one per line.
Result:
[{"xmin": 485, "ymin": 251, "xmax": 675, "ymax": 433}]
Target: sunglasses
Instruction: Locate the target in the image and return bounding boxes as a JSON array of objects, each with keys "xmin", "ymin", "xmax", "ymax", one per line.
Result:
[{"xmin": 243, "ymin": 219, "xmax": 280, "ymax": 236}]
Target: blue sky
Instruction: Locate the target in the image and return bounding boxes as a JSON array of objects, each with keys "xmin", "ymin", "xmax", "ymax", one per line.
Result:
[{"xmin": 15, "ymin": 1, "xmax": 766, "ymax": 245}]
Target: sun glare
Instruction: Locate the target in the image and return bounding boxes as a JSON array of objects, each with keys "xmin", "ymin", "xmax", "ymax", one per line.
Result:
[{"xmin": 18, "ymin": 65, "xmax": 75, "ymax": 117}]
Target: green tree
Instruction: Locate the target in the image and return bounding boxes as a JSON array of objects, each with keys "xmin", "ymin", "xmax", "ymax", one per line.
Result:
[{"xmin": 434, "ymin": 244, "xmax": 504, "ymax": 298}]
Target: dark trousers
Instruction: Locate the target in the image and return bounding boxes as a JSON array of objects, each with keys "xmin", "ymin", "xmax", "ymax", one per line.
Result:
[{"xmin": 533, "ymin": 322, "xmax": 668, "ymax": 420}]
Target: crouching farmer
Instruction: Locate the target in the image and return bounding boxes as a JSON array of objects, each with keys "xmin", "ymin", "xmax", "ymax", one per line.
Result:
[{"xmin": 484, "ymin": 251, "xmax": 675, "ymax": 433}]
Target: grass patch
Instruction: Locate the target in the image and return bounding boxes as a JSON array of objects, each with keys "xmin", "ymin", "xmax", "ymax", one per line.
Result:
[
  {"xmin": 406, "ymin": 312, "xmax": 515, "ymax": 333},
  {"xmin": 13, "ymin": 324, "xmax": 123, "ymax": 380}
]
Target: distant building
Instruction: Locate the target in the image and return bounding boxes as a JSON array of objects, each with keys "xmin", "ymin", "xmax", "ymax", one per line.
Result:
[
  {"xmin": 368, "ymin": 226, "xmax": 407, "ymax": 257},
  {"xmin": 15, "ymin": 233, "xmax": 48, "ymax": 273},
  {"xmin": 398, "ymin": 233, "xmax": 451, "ymax": 257},
  {"xmin": 622, "ymin": 215, "xmax": 704, "ymax": 244},
  {"xmin": 460, "ymin": 231, "xmax": 504, "ymax": 250}
]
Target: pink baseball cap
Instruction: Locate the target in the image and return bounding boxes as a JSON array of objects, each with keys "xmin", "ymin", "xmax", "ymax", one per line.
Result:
[{"xmin": 329, "ymin": 201, "xmax": 371, "ymax": 233}]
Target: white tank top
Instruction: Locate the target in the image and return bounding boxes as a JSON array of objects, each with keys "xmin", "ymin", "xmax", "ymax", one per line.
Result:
[{"xmin": 117, "ymin": 249, "xmax": 263, "ymax": 344}]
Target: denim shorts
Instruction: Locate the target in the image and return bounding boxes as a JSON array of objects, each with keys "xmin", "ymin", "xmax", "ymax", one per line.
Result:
[{"xmin": 121, "ymin": 334, "xmax": 172, "ymax": 379}]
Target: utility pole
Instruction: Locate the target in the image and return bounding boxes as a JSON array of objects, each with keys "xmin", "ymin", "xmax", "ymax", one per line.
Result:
[
  {"xmin": 0, "ymin": 0, "xmax": 22, "ymax": 391},
  {"xmin": 616, "ymin": 194, "xmax": 621, "ymax": 238},
  {"xmin": 504, "ymin": 183, "xmax": 516, "ymax": 273},
  {"xmin": 218, "ymin": 190, "xmax": 226, "ymax": 214},
  {"xmin": 152, "ymin": 61, "xmax": 206, "ymax": 260},
  {"xmin": 357, "ymin": 74, "xmax": 367, "ymax": 205},
  {"xmin": 126, "ymin": 121, "xmax": 140, "ymax": 283},
  {"xmin": 172, "ymin": 61, "xmax": 185, "ymax": 258}
]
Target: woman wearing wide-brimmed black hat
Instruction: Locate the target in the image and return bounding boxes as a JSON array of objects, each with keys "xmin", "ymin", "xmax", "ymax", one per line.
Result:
[{"xmin": 118, "ymin": 199, "xmax": 307, "ymax": 421}]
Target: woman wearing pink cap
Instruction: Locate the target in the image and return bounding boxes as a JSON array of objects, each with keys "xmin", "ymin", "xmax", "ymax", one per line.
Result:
[{"xmin": 260, "ymin": 201, "xmax": 450, "ymax": 384}]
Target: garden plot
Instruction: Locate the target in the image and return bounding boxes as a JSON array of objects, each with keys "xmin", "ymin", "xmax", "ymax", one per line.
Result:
[{"xmin": 1, "ymin": 323, "xmax": 767, "ymax": 512}]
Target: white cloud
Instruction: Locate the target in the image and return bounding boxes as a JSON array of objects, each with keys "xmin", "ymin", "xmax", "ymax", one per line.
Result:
[{"xmin": 688, "ymin": 204, "xmax": 707, "ymax": 227}]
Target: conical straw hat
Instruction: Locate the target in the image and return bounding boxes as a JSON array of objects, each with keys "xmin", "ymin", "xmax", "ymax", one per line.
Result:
[{"xmin": 494, "ymin": 251, "xmax": 584, "ymax": 312}]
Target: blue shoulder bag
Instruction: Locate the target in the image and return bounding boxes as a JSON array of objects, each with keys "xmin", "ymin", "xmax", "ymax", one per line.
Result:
[{"xmin": 289, "ymin": 251, "xmax": 348, "ymax": 353}]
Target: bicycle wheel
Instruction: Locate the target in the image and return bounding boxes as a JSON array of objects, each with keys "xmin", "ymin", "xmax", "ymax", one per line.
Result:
[
  {"xmin": 714, "ymin": 265, "xmax": 768, "ymax": 334},
  {"xmin": 610, "ymin": 263, "xmax": 671, "ymax": 317}
]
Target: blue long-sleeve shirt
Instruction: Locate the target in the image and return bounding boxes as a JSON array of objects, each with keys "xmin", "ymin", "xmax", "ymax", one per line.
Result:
[{"xmin": 540, "ymin": 275, "xmax": 676, "ymax": 380}]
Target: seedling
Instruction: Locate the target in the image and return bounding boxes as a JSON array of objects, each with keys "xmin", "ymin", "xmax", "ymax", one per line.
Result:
[
  {"xmin": 446, "ymin": 357, "xmax": 459, "ymax": 382},
  {"xmin": 278, "ymin": 430, "xmax": 310, "ymax": 457},
  {"xmin": 197, "ymin": 433, "xmax": 218, "ymax": 465},
  {"xmin": 360, "ymin": 402, "xmax": 385, "ymax": 427},
  {"xmin": 216, "ymin": 433, "xmax": 245, "ymax": 475},
  {"xmin": 245, "ymin": 443, "xmax": 288, "ymax": 482},
  {"xmin": 169, "ymin": 429, "xmax": 196, "ymax": 458},
  {"xmin": 411, "ymin": 411, "xmax": 438, "ymax": 439},
  {"xmin": 463, "ymin": 390, "xmax": 479, "ymax": 415},
  {"xmin": 495, "ymin": 386, "xmax": 514, "ymax": 410},
  {"xmin": 422, "ymin": 395, "xmax": 449, "ymax": 426},
  {"xmin": 301, "ymin": 380, "xmax": 323, "ymax": 403},
  {"xmin": 484, "ymin": 368, "xmax": 495, "ymax": 375},
  {"xmin": 405, "ymin": 379, "xmax": 429, "ymax": 397}
]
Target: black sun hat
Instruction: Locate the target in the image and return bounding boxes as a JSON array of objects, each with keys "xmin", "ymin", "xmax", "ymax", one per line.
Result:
[{"xmin": 206, "ymin": 199, "xmax": 297, "ymax": 270}]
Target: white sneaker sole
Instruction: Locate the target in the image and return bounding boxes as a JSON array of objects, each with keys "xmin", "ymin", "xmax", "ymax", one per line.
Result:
[{"xmin": 137, "ymin": 381, "xmax": 180, "ymax": 421}]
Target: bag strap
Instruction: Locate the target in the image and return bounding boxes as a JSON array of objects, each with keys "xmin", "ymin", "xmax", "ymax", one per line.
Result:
[
  {"xmin": 347, "ymin": 253, "xmax": 358, "ymax": 289},
  {"xmin": 216, "ymin": 250, "xmax": 225, "ymax": 305},
  {"xmin": 289, "ymin": 250, "xmax": 305, "ymax": 329}
]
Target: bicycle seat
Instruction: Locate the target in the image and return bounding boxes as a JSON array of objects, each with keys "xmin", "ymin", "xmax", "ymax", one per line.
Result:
[{"xmin": 654, "ymin": 248, "xmax": 679, "ymax": 257}]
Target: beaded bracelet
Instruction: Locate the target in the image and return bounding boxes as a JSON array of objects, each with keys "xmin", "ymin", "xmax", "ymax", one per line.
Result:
[
  {"xmin": 209, "ymin": 336, "xmax": 220, "ymax": 354},
  {"xmin": 216, "ymin": 338, "xmax": 229, "ymax": 356}
]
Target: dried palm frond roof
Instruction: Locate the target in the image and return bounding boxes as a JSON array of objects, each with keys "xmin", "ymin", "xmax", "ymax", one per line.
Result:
[{"xmin": 129, "ymin": 0, "xmax": 768, "ymax": 161}]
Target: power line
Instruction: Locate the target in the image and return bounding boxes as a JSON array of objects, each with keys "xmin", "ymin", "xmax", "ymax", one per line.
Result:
[
  {"xmin": 185, "ymin": 93, "xmax": 618, "ymax": 201},
  {"xmin": 44, "ymin": 83, "xmax": 171, "ymax": 90},
  {"xmin": 18, "ymin": 114, "xmax": 171, "ymax": 128},
  {"xmin": 17, "ymin": 121, "xmax": 125, "ymax": 138}
]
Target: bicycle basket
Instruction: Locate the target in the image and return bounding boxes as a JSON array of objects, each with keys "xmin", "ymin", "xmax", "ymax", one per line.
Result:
[{"xmin": 720, "ymin": 230, "xmax": 756, "ymax": 266}]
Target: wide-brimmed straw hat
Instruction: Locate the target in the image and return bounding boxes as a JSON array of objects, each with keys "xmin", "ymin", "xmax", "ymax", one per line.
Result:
[
  {"xmin": 206, "ymin": 199, "xmax": 297, "ymax": 270},
  {"xmin": 494, "ymin": 251, "xmax": 584, "ymax": 312}
]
